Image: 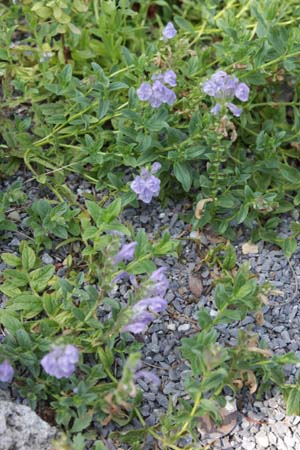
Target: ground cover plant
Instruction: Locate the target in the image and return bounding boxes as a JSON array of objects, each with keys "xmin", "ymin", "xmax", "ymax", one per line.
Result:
[{"xmin": 1, "ymin": 0, "xmax": 300, "ymax": 449}]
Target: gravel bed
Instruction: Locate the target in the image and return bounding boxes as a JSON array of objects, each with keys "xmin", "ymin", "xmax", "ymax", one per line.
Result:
[{"xmin": 1, "ymin": 173, "xmax": 300, "ymax": 449}]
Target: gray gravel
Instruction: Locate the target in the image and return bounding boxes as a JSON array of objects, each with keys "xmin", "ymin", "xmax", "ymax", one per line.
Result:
[
  {"xmin": 1, "ymin": 173, "xmax": 300, "ymax": 449},
  {"xmin": 118, "ymin": 200, "xmax": 300, "ymax": 449}
]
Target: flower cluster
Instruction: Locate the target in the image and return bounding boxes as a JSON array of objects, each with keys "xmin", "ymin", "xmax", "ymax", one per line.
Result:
[
  {"xmin": 113, "ymin": 242, "xmax": 137, "ymax": 265},
  {"xmin": 162, "ymin": 22, "xmax": 177, "ymax": 41},
  {"xmin": 202, "ymin": 71, "xmax": 250, "ymax": 117},
  {"xmin": 137, "ymin": 70, "xmax": 177, "ymax": 108},
  {"xmin": 40, "ymin": 344, "xmax": 79, "ymax": 379},
  {"xmin": 122, "ymin": 267, "xmax": 169, "ymax": 334},
  {"xmin": 0, "ymin": 359, "xmax": 14, "ymax": 383},
  {"xmin": 130, "ymin": 163, "xmax": 161, "ymax": 204}
]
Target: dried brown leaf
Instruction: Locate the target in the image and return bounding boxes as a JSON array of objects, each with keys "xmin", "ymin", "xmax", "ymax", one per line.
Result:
[
  {"xmin": 244, "ymin": 370, "xmax": 258, "ymax": 394},
  {"xmin": 242, "ymin": 242, "xmax": 259, "ymax": 254},
  {"xmin": 255, "ymin": 311, "xmax": 264, "ymax": 326},
  {"xmin": 195, "ymin": 198, "xmax": 213, "ymax": 219},
  {"xmin": 188, "ymin": 274, "xmax": 203, "ymax": 297},
  {"xmin": 197, "ymin": 398, "xmax": 237, "ymax": 443}
]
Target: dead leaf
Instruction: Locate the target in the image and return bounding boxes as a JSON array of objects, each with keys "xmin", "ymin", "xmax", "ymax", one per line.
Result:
[
  {"xmin": 242, "ymin": 242, "xmax": 259, "ymax": 254},
  {"xmin": 195, "ymin": 198, "xmax": 213, "ymax": 219},
  {"xmin": 197, "ymin": 397, "xmax": 237, "ymax": 443},
  {"xmin": 255, "ymin": 311, "xmax": 264, "ymax": 325},
  {"xmin": 269, "ymin": 288, "xmax": 284, "ymax": 297},
  {"xmin": 248, "ymin": 347, "xmax": 273, "ymax": 357},
  {"xmin": 258, "ymin": 293, "xmax": 269, "ymax": 305},
  {"xmin": 243, "ymin": 370, "xmax": 258, "ymax": 394},
  {"xmin": 189, "ymin": 274, "xmax": 203, "ymax": 297}
]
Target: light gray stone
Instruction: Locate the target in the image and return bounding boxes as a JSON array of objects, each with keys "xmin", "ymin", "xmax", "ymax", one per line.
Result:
[
  {"xmin": 255, "ymin": 430, "xmax": 269, "ymax": 448},
  {"xmin": 178, "ymin": 324, "xmax": 190, "ymax": 332},
  {"xmin": 0, "ymin": 401, "xmax": 57, "ymax": 450}
]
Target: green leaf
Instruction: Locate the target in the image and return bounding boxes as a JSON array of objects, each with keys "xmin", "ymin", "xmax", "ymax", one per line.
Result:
[
  {"xmin": 21, "ymin": 245, "xmax": 36, "ymax": 271},
  {"xmin": 99, "ymin": 100, "xmax": 110, "ymax": 119},
  {"xmin": 29, "ymin": 265, "xmax": 55, "ymax": 292},
  {"xmin": 7, "ymin": 293, "xmax": 43, "ymax": 317},
  {"xmin": 280, "ymin": 164, "xmax": 300, "ymax": 186},
  {"xmin": 173, "ymin": 161, "xmax": 192, "ymax": 192},
  {"xmin": 184, "ymin": 146, "xmax": 207, "ymax": 160},
  {"xmin": 236, "ymin": 279, "xmax": 257, "ymax": 298},
  {"xmin": 126, "ymin": 259, "xmax": 156, "ymax": 275},
  {"xmin": 174, "ymin": 15, "xmax": 195, "ymax": 33},
  {"xmin": 201, "ymin": 368, "xmax": 228, "ymax": 392},
  {"xmin": 103, "ymin": 198, "xmax": 122, "ymax": 222},
  {"xmin": 0, "ymin": 311, "xmax": 22, "ymax": 334},
  {"xmin": 236, "ymin": 204, "xmax": 249, "ymax": 224},
  {"xmin": 286, "ymin": 387, "xmax": 300, "ymax": 415},
  {"xmin": 197, "ymin": 308, "xmax": 213, "ymax": 329},
  {"xmin": 281, "ymin": 238, "xmax": 297, "ymax": 259},
  {"xmin": 223, "ymin": 244, "xmax": 236, "ymax": 270},
  {"xmin": 71, "ymin": 414, "xmax": 93, "ymax": 433},
  {"xmin": 214, "ymin": 283, "xmax": 230, "ymax": 310},
  {"xmin": 3, "ymin": 269, "xmax": 28, "ymax": 287},
  {"xmin": 1, "ymin": 253, "xmax": 21, "ymax": 267}
]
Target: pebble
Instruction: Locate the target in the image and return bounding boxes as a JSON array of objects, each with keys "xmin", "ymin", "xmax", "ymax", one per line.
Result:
[
  {"xmin": 255, "ymin": 430, "xmax": 269, "ymax": 448},
  {"xmin": 41, "ymin": 253, "xmax": 54, "ymax": 264},
  {"xmin": 178, "ymin": 324, "xmax": 190, "ymax": 332}
]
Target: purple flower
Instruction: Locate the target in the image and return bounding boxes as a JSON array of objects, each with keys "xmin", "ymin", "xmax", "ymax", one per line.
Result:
[
  {"xmin": 113, "ymin": 242, "xmax": 137, "ymax": 265},
  {"xmin": 202, "ymin": 80, "xmax": 218, "ymax": 96},
  {"xmin": 0, "ymin": 360, "xmax": 14, "ymax": 383},
  {"xmin": 122, "ymin": 296, "xmax": 168, "ymax": 334},
  {"xmin": 148, "ymin": 267, "xmax": 169, "ymax": 297},
  {"xmin": 122, "ymin": 311, "xmax": 154, "ymax": 334},
  {"xmin": 202, "ymin": 70, "xmax": 249, "ymax": 117},
  {"xmin": 148, "ymin": 80, "xmax": 176, "ymax": 108},
  {"xmin": 210, "ymin": 103, "xmax": 221, "ymax": 115},
  {"xmin": 162, "ymin": 22, "xmax": 177, "ymax": 40},
  {"xmin": 112, "ymin": 271, "xmax": 129, "ymax": 284},
  {"xmin": 152, "ymin": 70, "xmax": 176, "ymax": 87},
  {"xmin": 135, "ymin": 369, "xmax": 160, "ymax": 385},
  {"xmin": 235, "ymin": 82, "xmax": 250, "ymax": 102},
  {"xmin": 151, "ymin": 162, "xmax": 161, "ymax": 174},
  {"xmin": 134, "ymin": 296, "xmax": 167, "ymax": 314},
  {"xmin": 130, "ymin": 167, "xmax": 160, "ymax": 203},
  {"xmin": 163, "ymin": 70, "xmax": 177, "ymax": 87},
  {"xmin": 226, "ymin": 102, "xmax": 242, "ymax": 117},
  {"xmin": 41, "ymin": 345, "xmax": 79, "ymax": 379},
  {"xmin": 137, "ymin": 82, "xmax": 152, "ymax": 101},
  {"xmin": 138, "ymin": 73, "xmax": 176, "ymax": 108}
]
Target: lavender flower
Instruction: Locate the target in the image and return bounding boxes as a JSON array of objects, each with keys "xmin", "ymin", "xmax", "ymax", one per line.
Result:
[
  {"xmin": 40, "ymin": 344, "xmax": 79, "ymax": 379},
  {"xmin": 134, "ymin": 369, "xmax": 160, "ymax": 385},
  {"xmin": 130, "ymin": 167, "xmax": 160, "ymax": 203},
  {"xmin": 163, "ymin": 70, "xmax": 177, "ymax": 87},
  {"xmin": 113, "ymin": 242, "xmax": 137, "ymax": 265},
  {"xmin": 234, "ymin": 82, "xmax": 250, "ymax": 102},
  {"xmin": 122, "ymin": 311, "xmax": 154, "ymax": 334},
  {"xmin": 137, "ymin": 82, "xmax": 152, "ymax": 101},
  {"xmin": 162, "ymin": 22, "xmax": 177, "ymax": 40},
  {"xmin": 112, "ymin": 271, "xmax": 138, "ymax": 287},
  {"xmin": 0, "ymin": 360, "xmax": 14, "ymax": 383},
  {"xmin": 122, "ymin": 297, "xmax": 167, "ymax": 334},
  {"xmin": 152, "ymin": 70, "xmax": 177, "ymax": 87},
  {"xmin": 133, "ymin": 296, "xmax": 167, "ymax": 314},
  {"xmin": 202, "ymin": 70, "xmax": 250, "ymax": 117},
  {"xmin": 149, "ymin": 80, "xmax": 176, "ymax": 108},
  {"xmin": 148, "ymin": 267, "xmax": 169, "ymax": 297},
  {"xmin": 226, "ymin": 102, "xmax": 242, "ymax": 117},
  {"xmin": 137, "ymin": 71, "xmax": 177, "ymax": 108},
  {"xmin": 151, "ymin": 162, "xmax": 161, "ymax": 174},
  {"xmin": 211, "ymin": 103, "xmax": 221, "ymax": 116}
]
